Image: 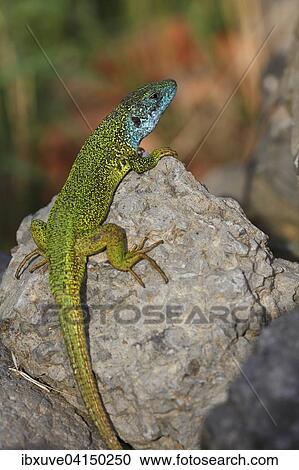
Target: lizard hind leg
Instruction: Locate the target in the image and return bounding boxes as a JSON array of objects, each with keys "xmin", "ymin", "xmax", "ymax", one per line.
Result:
[
  {"xmin": 77, "ymin": 223, "xmax": 168, "ymax": 287},
  {"xmin": 15, "ymin": 219, "xmax": 48, "ymax": 279},
  {"xmin": 31, "ymin": 219, "xmax": 47, "ymax": 252}
]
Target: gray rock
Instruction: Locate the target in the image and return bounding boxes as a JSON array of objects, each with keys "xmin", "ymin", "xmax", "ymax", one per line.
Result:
[
  {"xmin": 201, "ymin": 310, "xmax": 299, "ymax": 449},
  {"xmin": 0, "ymin": 340, "xmax": 104, "ymax": 449},
  {"xmin": 0, "ymin": 157, "xmax": 298, "ymax": 449},
  {"xmin": 0, "ymin": 252, "xmax": 10, "ymax": 285}
]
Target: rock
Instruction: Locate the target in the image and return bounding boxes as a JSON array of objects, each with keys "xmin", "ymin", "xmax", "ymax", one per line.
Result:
[
  {"xmin": 0, "ymin": 157, "xmax": 298, "ymax": 449},
  {"xmin": 201, "ymin": 310, "xmax": 299, "ymax": 449},
  {"xmin": 0, "ymin": 252, "xmax": 10, "ymax": 285},
  {"xmin": 0, "ymin": 340, "xmax": 104, "ymax": 449}
]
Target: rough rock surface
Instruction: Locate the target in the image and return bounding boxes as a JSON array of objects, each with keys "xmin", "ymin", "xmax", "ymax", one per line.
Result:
[
  {"xmin": 1, "ymin": 247, "xmax": 103, "ymax": 449},
  {"xmin": 0, "ymin": 340, "xmax": 104, "ymax": 449},
  {"xmin": 0, "ymin": 252, "xmax": 10, "ymax": 284},
  {"xmin": 201, "ymin": 310, "xmax": 299, "ymax": 449},
  {"xmin": 0, "ymin": 158, "xmax": 298, "ymax": 449}
]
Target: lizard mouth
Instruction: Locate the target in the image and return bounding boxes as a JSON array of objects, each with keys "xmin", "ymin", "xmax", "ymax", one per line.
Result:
[{"xmin": 150, "ymin": 97, "xmax": 163, "ymax": 115}]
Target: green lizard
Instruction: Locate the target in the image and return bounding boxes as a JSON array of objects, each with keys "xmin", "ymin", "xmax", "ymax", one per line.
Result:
[{"xmin": 15, "ymin": 79, "xmax": 177, "ymax": 449}]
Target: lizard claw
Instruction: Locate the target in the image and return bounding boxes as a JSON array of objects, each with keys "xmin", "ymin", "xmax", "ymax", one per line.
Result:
[
  {"xmin": 15, "ymin": 248, "xmax": 40, "ymax": 279},
  {"xmin": 130, "ymin": 236, "xmax": 148, "ymax": 253},
  {"xmin": 128, "ymin": 238, "xmax": 168, "ymax": 285},
  {"xmin": 29, "ymin": 258, "xmax": 48, "ymax": 274},
  {"xmin": 128, "ymin": 268, "xmax": 145, "ymax": 288},
  {"xmin": 138, "ymin": 252, "xmax": 168, "ymax": 284}
]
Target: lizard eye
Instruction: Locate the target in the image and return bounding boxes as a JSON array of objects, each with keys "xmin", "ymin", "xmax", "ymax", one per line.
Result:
[
  {"xmin": 132, "ymin": 116, "xmax": 141, "ymax": 127},
  {"xmin": 150, "ymin": 92, "xmax": 159, "ymax": 100}
]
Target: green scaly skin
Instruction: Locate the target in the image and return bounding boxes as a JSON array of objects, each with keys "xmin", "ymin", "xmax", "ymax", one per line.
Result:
[{"xmin": 16, "ymin": 79, "xmax": 177, "ymax": 449}]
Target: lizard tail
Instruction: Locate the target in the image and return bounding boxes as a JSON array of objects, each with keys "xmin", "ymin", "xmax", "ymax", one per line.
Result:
[
  {"xmin": 57, "ymin": 297, "xmax": 122, "ymax": 449},
  {"xmin": 48, "ymin": 238, "xmax": 122, "ymax": 450}
]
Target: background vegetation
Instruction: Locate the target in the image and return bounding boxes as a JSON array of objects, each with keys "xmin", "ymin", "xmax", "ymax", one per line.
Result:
[{"xmin": 0, "ymin": 0, "xmax": 293, "ymax": 250}]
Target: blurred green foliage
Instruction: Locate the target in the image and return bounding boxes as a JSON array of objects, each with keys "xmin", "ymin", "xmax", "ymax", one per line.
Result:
[{"xmin": 0, "ymin": 0, "xmax": 234, "ymax": 250}]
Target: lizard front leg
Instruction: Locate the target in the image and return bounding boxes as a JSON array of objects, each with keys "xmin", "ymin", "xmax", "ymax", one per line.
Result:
[
  {"xmin": 76, "ymin": 223, "xmax": 168, "ymax": 287},
  {"xmin": 129, "ymin": 147, "xmax": 177, "ymax": 174}
]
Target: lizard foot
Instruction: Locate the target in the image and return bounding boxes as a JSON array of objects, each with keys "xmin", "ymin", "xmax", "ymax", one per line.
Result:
[
  {"xmin": 29, "ymin": 258, "xmax": 48, "ymax": 274},
  {"xmin": 127, "ymin": 238, "xmax": 168, "ymax": 287},
  {"xmin": 15, "ymin": 248, "xmax": 47, "ymax": 279}
]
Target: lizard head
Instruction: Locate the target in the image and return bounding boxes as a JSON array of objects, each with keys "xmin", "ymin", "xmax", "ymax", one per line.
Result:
[{"xmin": 121, "ymin": 79, "xmax": 177, "ymax": 147}]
